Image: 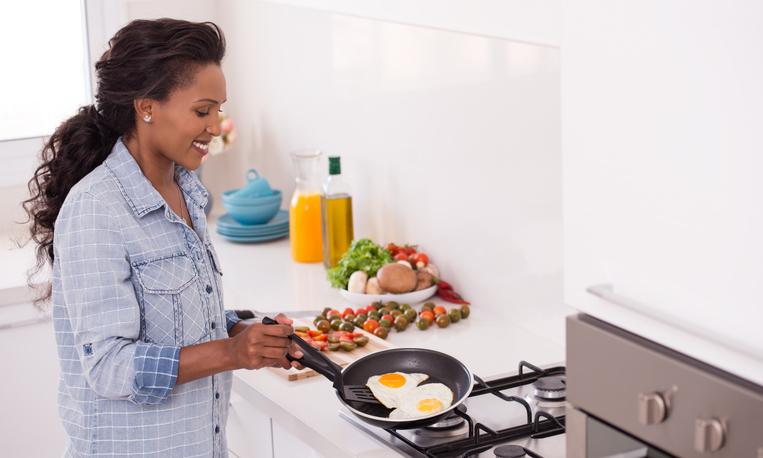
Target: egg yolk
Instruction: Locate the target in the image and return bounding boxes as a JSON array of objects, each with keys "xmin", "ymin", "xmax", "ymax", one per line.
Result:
[
  {"xmin": 379, "ymin": 373, "xmax": 406, "ymax": 388},
  {"xmin": 417, "ymin": 398, "xmax": 444, "ymax": 412}
]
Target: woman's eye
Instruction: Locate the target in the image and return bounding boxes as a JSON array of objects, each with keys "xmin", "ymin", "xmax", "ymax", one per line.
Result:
[{"xmin": 196, "ymin": 110, "xmax": 209, "ymax": 117}]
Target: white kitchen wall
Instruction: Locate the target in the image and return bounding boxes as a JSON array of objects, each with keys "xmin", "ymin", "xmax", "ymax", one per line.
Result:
[
  {"xmin": 214, "ymin": 0, "xmax": 566, "ymax": 342},
  {"xmin": 562, "ymin": 0, "xmax": 763, "ymax": 383}
]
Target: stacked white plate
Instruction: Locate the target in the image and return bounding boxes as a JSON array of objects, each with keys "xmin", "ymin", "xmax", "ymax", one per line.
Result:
[{"xmin": 216, "ymin": 210, "xmax": 289, "ymax": 243}]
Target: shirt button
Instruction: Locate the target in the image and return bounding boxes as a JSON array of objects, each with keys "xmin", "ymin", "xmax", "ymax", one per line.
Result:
[
  {"xmin": 206, "ymin": 285, "xmax": 213, "ymax": 294},
  {"xmin": 211, "ymin": 322, "xmax": 216, "ymax": 330},
  {"xmin": 215, "ymin": 425, "xmax": 220, "ymax": 434},
  {"xmin": 215, "ymin": 392, "xmax": 220, "ymax": 399}
]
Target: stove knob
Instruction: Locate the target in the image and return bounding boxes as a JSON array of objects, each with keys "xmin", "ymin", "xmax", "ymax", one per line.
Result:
[
  {"xmin": 638, "ymin": 392, "xmax": 667, "ymax": 425},
  {"xmin": 694, "ymin": 418, "xmax": 725, "ymax": 453}
]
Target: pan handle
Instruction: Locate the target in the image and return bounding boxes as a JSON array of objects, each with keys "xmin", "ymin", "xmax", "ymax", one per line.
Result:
[{"xmin": 261, "ymin": 316, "xmax": 344, "ymax": 386}]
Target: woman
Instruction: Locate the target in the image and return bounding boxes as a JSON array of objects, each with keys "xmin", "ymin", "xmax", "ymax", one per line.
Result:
[{"xmin": 24, "ymin": 18, "xmax": 302, "ymax": 457}]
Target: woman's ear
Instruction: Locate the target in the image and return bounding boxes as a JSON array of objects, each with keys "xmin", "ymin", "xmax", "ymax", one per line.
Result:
[{"xmin": 133, "ymin": 98, "xmax": 154, "ymax": 123}]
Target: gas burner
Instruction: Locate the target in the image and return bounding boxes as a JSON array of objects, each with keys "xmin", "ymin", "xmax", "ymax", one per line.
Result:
[
  {"xmin": 494, "ymin": 444, "xmax": 527, "ymax": 457},
  {"xmin": 423, "ymin": 404, "xmax": 467, "ymax": 430},
  {"xmin": 414, "ymin": 404, "xmax": 469, "ymax": 439},
  {"xmin": 532, "ymin": 375, "xmax": 566, "ymax": 401}
]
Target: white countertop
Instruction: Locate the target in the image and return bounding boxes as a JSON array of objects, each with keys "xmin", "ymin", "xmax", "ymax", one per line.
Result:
[{"xmin": 212, "ymin": 224, "xmax": 565, "ymax": 458}]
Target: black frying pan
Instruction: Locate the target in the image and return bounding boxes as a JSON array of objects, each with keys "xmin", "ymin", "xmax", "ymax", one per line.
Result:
[{"xmin": 263, "ymin": 317, "xmax": 474, "ymax": 429}]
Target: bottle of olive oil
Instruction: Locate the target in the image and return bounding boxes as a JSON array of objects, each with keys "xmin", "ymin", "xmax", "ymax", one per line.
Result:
[{"xmin": 321, "ymin": 156, "xmax": 354, "ymax": 268}]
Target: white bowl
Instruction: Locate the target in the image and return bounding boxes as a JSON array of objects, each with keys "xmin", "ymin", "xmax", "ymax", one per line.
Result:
[{"xmin": 337, "ymin": 285, "xmax": 438, "ymax": 306}]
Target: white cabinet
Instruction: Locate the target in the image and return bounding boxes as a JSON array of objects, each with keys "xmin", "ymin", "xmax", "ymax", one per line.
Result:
[
  {"xmin": 227, "ymin": 391, "xmax": 274, "ymax": 458},
  {"xmin": 227, "ymin": 388, "xmax": 324, "ymax": 458},
  {"xmin": 272, "ymin": 421, "xmax": 323, "ymax": 458},
  {"xmin": 0, "ymin": 302, "xmax": 66, "ymax": 457},
  {"xmin": 562, "ymin": 1, "xmax": 763, "ymax": 381}
]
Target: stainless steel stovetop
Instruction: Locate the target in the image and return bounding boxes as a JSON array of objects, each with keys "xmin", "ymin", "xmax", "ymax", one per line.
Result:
[{"xmin": 340, "ymin": 362, "xmax": 567, "ymax": 458}]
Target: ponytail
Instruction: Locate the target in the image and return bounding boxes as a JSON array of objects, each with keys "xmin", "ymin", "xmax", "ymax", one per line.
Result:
[{"xmin": 22, "ymin": 105, "xmax": 118, "ymax": 303}]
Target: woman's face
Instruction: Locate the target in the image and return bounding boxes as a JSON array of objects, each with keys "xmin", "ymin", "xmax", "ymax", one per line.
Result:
[{"xmin": 148, "ymin": 63, "xmax": 227, "ymax": 171}]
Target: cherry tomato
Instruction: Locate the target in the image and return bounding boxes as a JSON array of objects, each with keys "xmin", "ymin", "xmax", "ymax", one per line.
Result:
[
  {"xmin": 363, "ymin": 319, "xmax": 380, "ymax": 333},
  {"xmin": 386, "ymin": 243, "xmax": 400, "ymax": 255},
  {"xmin": 313, "ymin": 334, "xmax": 328, "ymax": 342},
  {"xmin": 412, "ymin": 252, "xmax": 429, "ymax": 268},
  {"xmin": 420, "ymin": 310, "xmax": 435, "ymax": 322},
  {"xmin": 394, "ymin": 253, "xmax": 408, "ymax": 261},
  {"xmin": 307, "ymin": 329, "xmax": 323, "ymax": 338},
  {"xmin": 381, "ymin": 314, "xmax": 394, "ymax": 323},
  {"xmin": 433, "ymin": 305, "xmax": 447, "ymax": 316},
  {"xmin": 342, "ymin": 307, "xmax": 355, "ymax": 318}
]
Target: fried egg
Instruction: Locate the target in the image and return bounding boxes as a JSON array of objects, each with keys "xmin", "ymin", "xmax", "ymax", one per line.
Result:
[
  {"xmin": 388, "ymin": 383, "xmax": 454, "ymax": 420},
  {"xmin": 366, "ymin": 372, "xmax": 429, "ymax": 409}
]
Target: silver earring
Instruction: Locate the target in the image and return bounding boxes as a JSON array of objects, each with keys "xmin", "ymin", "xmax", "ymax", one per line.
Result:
[{"xmin": 143, "ymin": 114, "xmax": 152, "ymax": 123}]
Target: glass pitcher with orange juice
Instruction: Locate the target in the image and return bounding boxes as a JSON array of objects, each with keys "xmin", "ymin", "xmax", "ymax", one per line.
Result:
[{"xmin": 289, "ymin": 150, "xmax": 323, "ymax": 262}]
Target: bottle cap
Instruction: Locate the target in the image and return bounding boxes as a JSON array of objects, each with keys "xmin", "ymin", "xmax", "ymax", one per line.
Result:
[{"xmin": 329, "ymin": 156, "xmax": 341, "ymax": 175}]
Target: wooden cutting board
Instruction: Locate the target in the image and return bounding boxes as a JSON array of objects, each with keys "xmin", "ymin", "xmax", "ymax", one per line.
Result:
[{"xmin": 268, "ymin": 318, "xmax": 396, "ymax": 381}]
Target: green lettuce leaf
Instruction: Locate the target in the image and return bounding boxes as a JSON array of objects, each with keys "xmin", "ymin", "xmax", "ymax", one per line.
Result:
[{"xmin": 327, "ymin": 238, "xmax": 392, "ymax": 289}]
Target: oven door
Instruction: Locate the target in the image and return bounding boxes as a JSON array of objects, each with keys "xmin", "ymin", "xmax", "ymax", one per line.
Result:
[{"xmin": 567, "ymin": 407, "xmax": 673, "ymax": 458}]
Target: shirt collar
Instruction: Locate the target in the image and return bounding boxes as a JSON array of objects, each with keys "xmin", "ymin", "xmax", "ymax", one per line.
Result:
[{"xmin": 104, "ymin": 138, "xmax": 209, "ymax": 218}]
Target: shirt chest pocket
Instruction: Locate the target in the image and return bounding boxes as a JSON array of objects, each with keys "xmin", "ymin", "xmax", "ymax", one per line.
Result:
[{"xmin": 134, "ymin": 253, "xmax": 209, "ymax": 346}]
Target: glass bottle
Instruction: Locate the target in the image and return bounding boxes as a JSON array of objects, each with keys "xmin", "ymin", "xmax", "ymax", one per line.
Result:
[
  {"xmin": 321, "ymin": 156, "xmax": 354, "ymax": 268},
  {"xmin": 289, "ymin": 149, "xmax": 323, "ymax": 262}
]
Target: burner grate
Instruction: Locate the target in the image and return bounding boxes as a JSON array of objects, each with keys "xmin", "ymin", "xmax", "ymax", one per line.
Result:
[{"xmin": 382, "ymin": 361, "xmax": 566, "ymax": 458}]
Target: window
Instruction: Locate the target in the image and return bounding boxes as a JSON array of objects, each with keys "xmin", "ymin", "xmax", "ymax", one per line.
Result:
[
  {"xmin": 0, "ymin": 0, "xmax": 91, "ymax": 141},
  {"xmin": 0, "ymin": 1, "xmax": 90, "ymax": 187}
]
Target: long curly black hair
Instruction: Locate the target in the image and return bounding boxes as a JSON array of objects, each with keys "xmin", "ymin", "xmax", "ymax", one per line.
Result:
[{"xmin": 23, "ymin": 18, "xmax": 226, "ymax": 303}]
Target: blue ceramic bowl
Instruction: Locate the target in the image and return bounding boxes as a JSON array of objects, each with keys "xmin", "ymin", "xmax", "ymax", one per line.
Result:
[
  {"xmin": 222, "ymin": 189, "xmax": 282, "ymax": 206},
  {"xmin": 223, "ymin": 198, "xmax": 281, "ymax": 225}
]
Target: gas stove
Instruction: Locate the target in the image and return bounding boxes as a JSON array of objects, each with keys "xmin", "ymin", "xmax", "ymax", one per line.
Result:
[{"xmin": 340, "ymin": 361, "xmax": 567, "ymax": 458}]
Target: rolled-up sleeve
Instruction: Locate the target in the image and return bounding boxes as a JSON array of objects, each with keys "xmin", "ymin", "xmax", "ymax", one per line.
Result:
[
  {"xmin": 56, "ymin": 191, "xmax": 179, "ymax": 405},
  {"xmin": 225, "ymin": 310, "xmax": 242, "ymax": 334}
]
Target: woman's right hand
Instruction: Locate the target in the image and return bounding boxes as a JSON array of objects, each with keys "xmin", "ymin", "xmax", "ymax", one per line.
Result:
[{"xmin": 229, "ymin": 317, "xmax": 296, "ymax": 370}]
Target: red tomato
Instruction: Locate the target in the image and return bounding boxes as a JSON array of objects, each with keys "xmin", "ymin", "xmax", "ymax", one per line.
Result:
[
  {"xmin": 363, "ymin": 319, "xmax": 380, "ymax": 333},
  {"xmin": 307, "ymin": 329, "xmax": 323, "ymax": 337},
  {"xmin": 420, "ymin": 310, "xmax": 435, "ymax": 322},
  {"xmin": 330, "ymin": 309, "xmax": 341, "ymax": 316},
  {"xmin": 412, "ymin": 252, "xmax": 429, "ymax": 267},
  {"xmin": 342, "ymin": 307, "xmax": 355, "ymax": 318},
  {"xmin": 386, "ymin": 243, "xmax": 400, "ymax": 255},
  {"xmin": 433, "ymin": 305, "xmax": 446, "ymax": 316},
  {"xmin": 394, "ymin": 253, "xmax": 408, "ymax": 261},
  {"xmin": 313, "ymin": 334, "xmax": 328, "ymax": 342},
  {"xmin": 381, "ymin": 314, "xmax": 394, "ymax": 323},
  {"xmin": 314, "ymin": 341, "xmax": 328, "ymax": 351}
]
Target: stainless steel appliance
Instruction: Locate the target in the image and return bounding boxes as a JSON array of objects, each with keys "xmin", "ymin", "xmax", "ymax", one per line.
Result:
[
  {"xmin": 567, "ymin": 314, "xmax": 763, "ymax": 458},
  {"xmin": 340, "ymin": 361, "xmax": 567, "ymax": 457}
]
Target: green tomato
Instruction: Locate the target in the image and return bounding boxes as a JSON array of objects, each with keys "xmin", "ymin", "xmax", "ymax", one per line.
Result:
[
  {"xmin": 340, "ymin": 321, "xmax": 355, "ymax": 332},
  {"xmin": 378, "ymin": 318, "xmax": 393, "ymax": 329},
  {"xmin": 394, "ymin": 316, "xmax": 409, "ymax": 332},
  {"xmin": 436, "ymin": 314, "xmax": 450, "ymax": 328},
  {"xmin": 386, "ymin": 301, "xmax": 400, "ymax": 309},
  {"xmin": 448, "ymin": 308, "xmax": 462, "ymax": 323},
  {"xmin": 316, "ymin": 319, "xmax": 331, "ymax": 333},
  {"xmin": 330, "ymin": 319, "xmax": 343, "ymax": 331},
  {"xmin": 373, "ymin": 326, "xmax": 389, "ymax": 339},
  {"xmin": 416, "ymin": 318, "xmax": 430, "ymax": 330},
  {"xmin": 404, "ymin": 308, "xmax": 417, "ymax": 322},
  {"xmin": 460, "ymin": 305, "xmax": 471, "ymax": 319}
]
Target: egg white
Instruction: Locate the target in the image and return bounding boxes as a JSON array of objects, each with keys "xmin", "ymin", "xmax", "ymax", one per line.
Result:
[
  {"xmin": 366, "ymin": 372, "xmax": 429, "ymax": 409},
  {"xmin": 388, "ymin": 383, "xmax": 454, "ymax": 420}
]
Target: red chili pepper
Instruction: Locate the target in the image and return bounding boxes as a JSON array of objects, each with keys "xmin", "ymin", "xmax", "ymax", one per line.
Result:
[
  {"xmin": 437, "ymin": 280, "xmax": 454, "ymax": 291},
  {"xmin": 437, "ymin": 287, "xmax": 470, "ymax": 305}
]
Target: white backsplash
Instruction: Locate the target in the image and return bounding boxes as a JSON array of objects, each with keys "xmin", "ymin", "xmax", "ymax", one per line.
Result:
[{"xmin": 209, "ymin": 0, "xmax": 566, "ymax": 343}]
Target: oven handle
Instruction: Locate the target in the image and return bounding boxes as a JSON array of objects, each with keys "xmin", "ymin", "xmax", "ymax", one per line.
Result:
[{"xmin": 586, "ymin": 283, "xmax": 759, "ymax": 360}]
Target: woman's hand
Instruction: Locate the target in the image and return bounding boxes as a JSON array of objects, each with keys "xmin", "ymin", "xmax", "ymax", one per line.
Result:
[{"xmin": 229, "ymin": 313, "xmax": 303, "ymax": 370}]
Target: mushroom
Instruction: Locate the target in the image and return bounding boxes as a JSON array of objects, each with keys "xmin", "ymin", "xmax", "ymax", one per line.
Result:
[
  {"xmin": 347, "ymin": 270, "xmax": 368, "ymax": 294},
  {"xmin": 366, "ymin": 277, "xmax": 384, "ymax": 295}
]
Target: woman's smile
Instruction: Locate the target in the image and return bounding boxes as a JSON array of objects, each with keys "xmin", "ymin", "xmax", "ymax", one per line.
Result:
[{"xmin": 192, "ymin": 139, "xmax": 210, "ymax": 156}]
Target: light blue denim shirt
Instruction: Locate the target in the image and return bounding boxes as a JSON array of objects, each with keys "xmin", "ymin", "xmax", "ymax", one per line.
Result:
[{"xmin": 53, "ymin": 138, "xmax": 241, "ymax": 457}]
